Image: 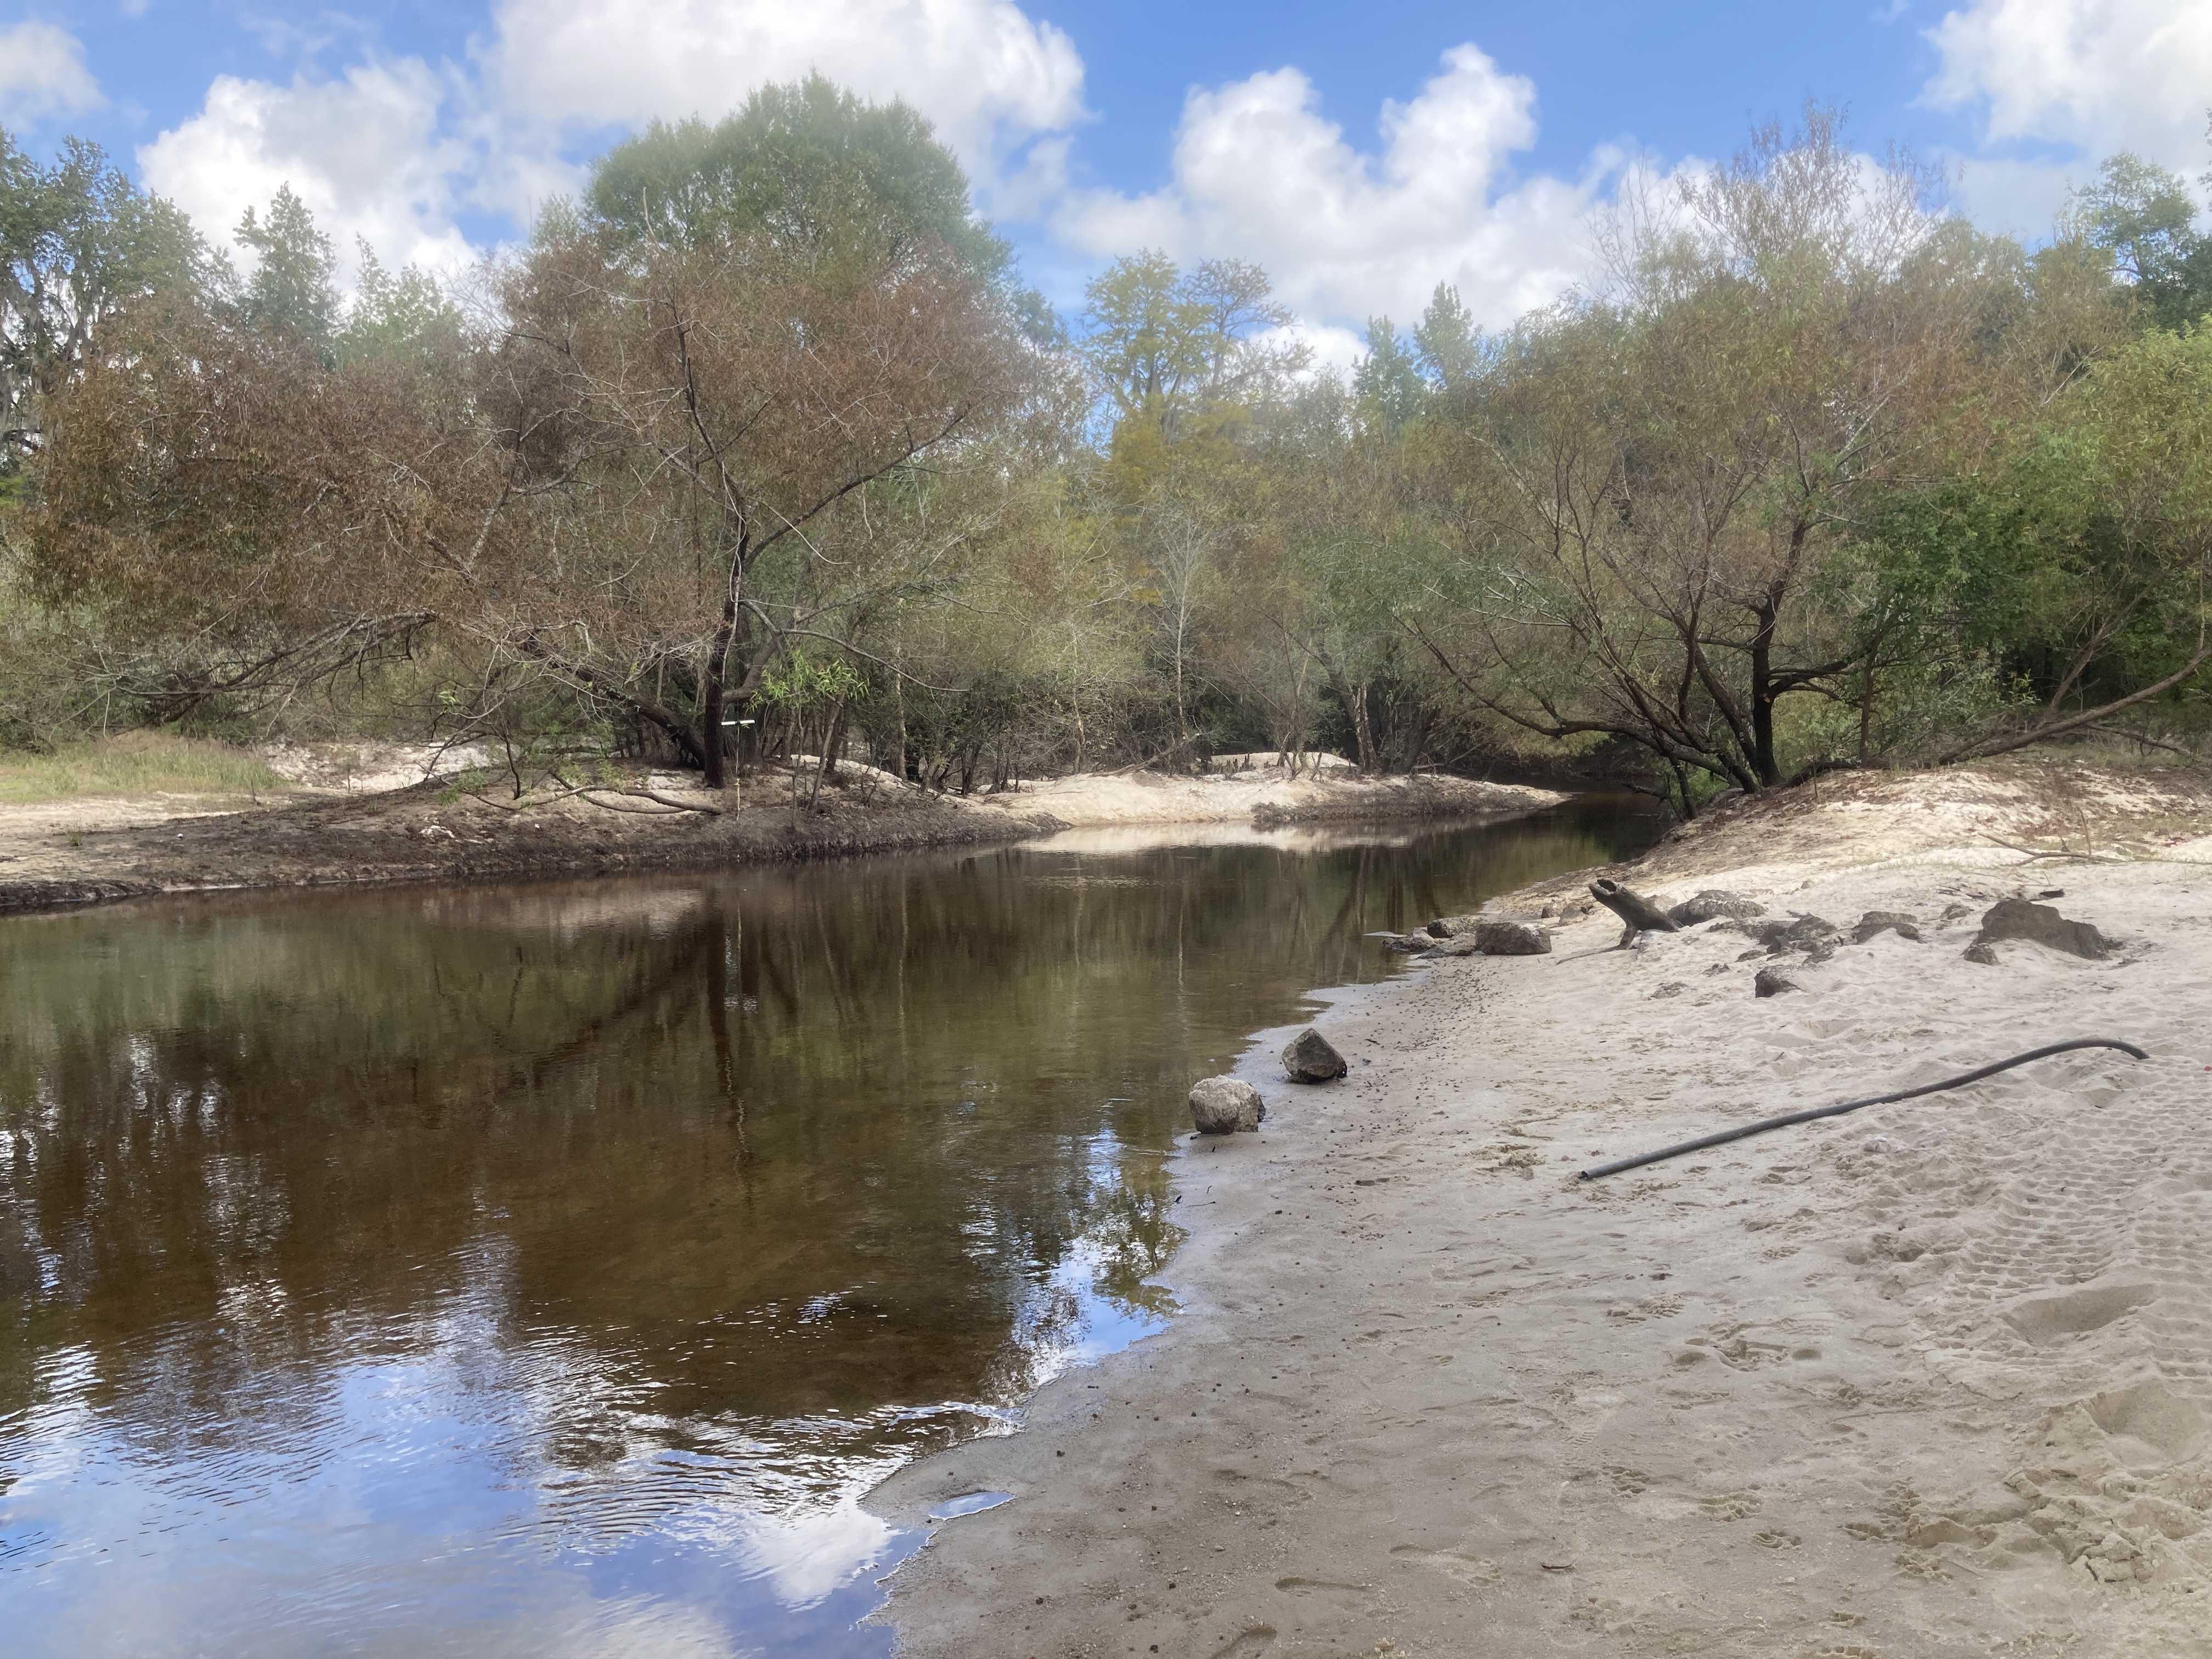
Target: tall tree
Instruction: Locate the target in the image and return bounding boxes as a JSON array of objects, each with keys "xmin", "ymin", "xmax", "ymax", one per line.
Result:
[
  {"xmin": 235, "ymin": 184, "xmax": 339, "ymax": 354},
  {"xmin": 2066, "ymin": 152, "xmax": 2212, "ymax": 331},
  {"xmin": 0, "ymin": 130, "xmax": 205, "ymax": 472},
  {"xmin": 1080, "ymin": 252, "xmax": 1306, "ymax": 491},
  {"xmin": 587, "ymin": 75, "xmax": 1011, "ymax": 285}
]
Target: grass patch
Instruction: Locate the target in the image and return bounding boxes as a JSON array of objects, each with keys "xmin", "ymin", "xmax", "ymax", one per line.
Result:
[{"xmin": 0, "ymin": 732, "xmax": 290, "ymax": 804}]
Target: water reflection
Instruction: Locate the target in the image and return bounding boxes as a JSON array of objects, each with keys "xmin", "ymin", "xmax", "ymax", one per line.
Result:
[{"xmin": 0, "ymin": 798, "xmax": 1657, "ymax": 1655}]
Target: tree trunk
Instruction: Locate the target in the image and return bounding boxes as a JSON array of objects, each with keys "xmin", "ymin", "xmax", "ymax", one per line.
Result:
[
  {"xmin": 1748, "ymin": 596, "xmax": 1784, "ymax": 787},
  {"xmin": 700, "ymin": 534, "xmax": 751, "ymax": 789}
]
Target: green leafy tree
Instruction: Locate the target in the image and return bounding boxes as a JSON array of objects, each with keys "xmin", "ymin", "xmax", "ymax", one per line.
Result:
[
  {"xmin": 1352, "ymin": 316, "xmax": 1425, "ymax": 428},
  {"xmin": 2066, "ymin": 152, "xmax": 2212, "ymax": 330},
  {"xmin": 0, "ymin": 129, "xmax": 206, "ymax": 471},
  {"xmin": 1412, "ymin": 283, "xmax": 1481, "ymax": 392},
  {"xmin": 587, "ymin": 75, "xmax": 1011, "ymax": 285},
  {"xmin": 235, "ymin": 184, "xmax": 338, "ymax": 353},
  {"xmin": 335, "ymin": 241, "xmax": 461, "ymax": 366},
  {"xmin": 1081, "ymin": 251, "xmax": 1306, "ymax": 493}
]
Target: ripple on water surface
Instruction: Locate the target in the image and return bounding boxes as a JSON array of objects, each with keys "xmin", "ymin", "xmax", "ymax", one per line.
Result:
[{"xmin": 0, "ymin": 799, "xmax": 1657, "ymax": 1655}]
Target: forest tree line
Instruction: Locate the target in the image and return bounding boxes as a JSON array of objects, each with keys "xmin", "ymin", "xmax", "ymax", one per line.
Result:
[{"xmin": 3, "ymin": 80, "xmax": 2210, "ymax": 810}]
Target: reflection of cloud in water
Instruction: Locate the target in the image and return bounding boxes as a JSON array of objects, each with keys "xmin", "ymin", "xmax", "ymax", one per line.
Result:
[
  {"xmin": 403, "ymin": 884, "xmax": 710, "ymax": 940},
  {"xmin": 727, "ymin": 1499, "xmax": 905, "ymax": 1607}
]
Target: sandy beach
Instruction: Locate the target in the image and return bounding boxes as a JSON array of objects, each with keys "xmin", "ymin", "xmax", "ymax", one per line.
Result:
[
  {"xmin": 871, "ymin": 757, "xmax": 2212, "ymax": 1657},
  {"xmin": 0, "ymin": 753, "xmax": 1556, "ymax": 916}
]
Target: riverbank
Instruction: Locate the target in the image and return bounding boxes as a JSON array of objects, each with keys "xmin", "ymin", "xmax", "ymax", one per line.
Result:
[
  {"xmin": 871, "ymin": 754, "xmax": 2212, "ymax": 1658},
  {"xmin": 0, "ymin": 754, "xmax": 1559, "ymax": 916}
]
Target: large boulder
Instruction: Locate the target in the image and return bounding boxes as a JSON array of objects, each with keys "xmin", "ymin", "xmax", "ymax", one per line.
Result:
[
  {"xmin": 1426, "ymin": 914, "xmax": 1484, "ymax": 939},
  {"xmin": 1190, "ymin": 1076, "xmax": 1266, "ymax": 1134},
  {"xmin": 1852, "ymin": 910, "xmax": 1922, "ymax": 944},
  {"xmin": 1970, "ymin": 898, "xmax": 2111, "ymax": 961},
  {"xmin": 1383, "ymin": 933, "xmax": 1434, "ymax": 954},
  {"xmin": 1282, "ymin": 1028, "xmax": 1348, "ymax": 1082},
  {"xmin": 1668, "ymin": 889, "xmax": 1767, "ymax": 926},
  {"xmin": 1474, "ymin": 918, "xmax": 1552, "ymax": 956}
]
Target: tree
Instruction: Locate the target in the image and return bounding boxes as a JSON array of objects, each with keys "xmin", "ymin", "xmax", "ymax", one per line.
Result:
[
  {"xmin": 1352, "ymin": 317, "xmax": 1425, "ymax": 428},
  {"xmin": 482, "ymin": 148, "xmax": 1028, "ymax": 786},
  {"xmin": 336, "ymin": 242, "xmax": 461, "ymax": 366},
  {"xmin": 1414, "ymin": 109, "xmax": 2000, "ymax": 795},
  {"xmin": 235, "ymin": 184, "xmax": 338, "ymax": 354},
  {"xmin": 2066, "ymin": 153, "xmax": 2212, "ymax": 331},
  {"xmin": 22, "ymin": 287, "xmax": 458, "ymax": 721},
  {"xmin": 0, "ymin": 129, "xmax": 206, "ymax": 472},
  {"xmin": 587, "ymin": 75, "xmax": 1011, "ymax": 286},
  {"xmin": 1412, "ymin": 283, "xmax": 1481, "ymax": 392},
  {"xmin": 1905, "ymin": 323, "xmax": 2212, "ymax": 760},
  {"xmin": 1080, "ymin": 252, "xmax": 1307, "ymax": 490}
]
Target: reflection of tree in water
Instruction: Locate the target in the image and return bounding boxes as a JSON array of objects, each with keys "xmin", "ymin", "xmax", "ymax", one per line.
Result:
[{"xmin": 0, "ymin": 799, "xmax": 1655, "ymax": 1489}]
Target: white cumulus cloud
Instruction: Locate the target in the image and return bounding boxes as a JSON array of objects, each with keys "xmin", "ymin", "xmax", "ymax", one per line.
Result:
[
  {"xmin": 0, "ymin": 21, "xmax": 104, "ymax": 127},
  {"xmin": 139, "ymin": 60, "xmax": 479, "ymax": 286},
  {"xmin": 1924, "ymin": 0, "xmax": 2212, "ymax": 232},
  {"xmin": 483, "ymin": 0, "xmax": 1086, "ymax": 191},
  {"xmin": 134, "ymin": 9, "xmax": 1627, "ymax": 340},
  {"xmin": 1051, "ymin": 45, "xmax": 1604, "ymax": 332},
  {"xmin": 136, "ymin": 0, "xmax": 1090, "ymax": 290}
]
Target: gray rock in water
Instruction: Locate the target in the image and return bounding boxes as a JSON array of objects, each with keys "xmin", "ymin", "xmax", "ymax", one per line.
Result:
[
  {"xmin": 1475, "ymin": 918, "xmax": 1552, "ymax": 956},
  {"xmin": 1189, "ymin": 1076, "xmax": 1266, "ymax": 1134},
  {"xmin": 1972, "ymin": 897, "xmax": 2111, "ymax": 960},
  {"xmin": 1668, "ymin": 889, "xmax": 1767, "ymax": 926},
  {"xmin": 1753, "ymin": 967, "xmax": 1799, "ymax": 997},
  {"xmin": 1383, "ymin": 933, "xmax": 1434, "ymax": 954},
  {"xmin": 1853, "ymin": 910, "xmax": 1922, "ymax": 944},
  {"xmin": 1282, "ymin": 1028, "xmax": 1348, "ymax": 1082},
  {"xmin": 1426, "ymin": 913, "xmax": 1484, "ymax": 939}
]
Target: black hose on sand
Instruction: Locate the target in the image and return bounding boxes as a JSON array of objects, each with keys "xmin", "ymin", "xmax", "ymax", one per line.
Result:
[{"xmin": 1577, "ymin": 1037, "xmax": 2151, "ymax": 1182}]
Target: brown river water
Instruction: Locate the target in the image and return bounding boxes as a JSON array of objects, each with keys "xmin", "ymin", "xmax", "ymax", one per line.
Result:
[{"xmin": 0, "ymin": 799, "xmax": 1658, "ymax": 1656}]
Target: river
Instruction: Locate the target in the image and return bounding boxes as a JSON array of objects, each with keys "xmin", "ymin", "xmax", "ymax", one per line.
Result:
[{"xmin": 0, "ymin": 798, "xmax": 1658, "ymax": 1656}]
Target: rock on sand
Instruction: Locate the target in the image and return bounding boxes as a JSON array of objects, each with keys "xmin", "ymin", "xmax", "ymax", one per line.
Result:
[
  {"xmin": 1188, "ymin": 1076, "xmax": 1265, "ymax": 1134},
  {"xmin": 1474, "ymin": 918, "xmax": 1551, "ymax": 955},
  {"xmin": 1280, "ymin": 1028, "xmax": 1348, "ymax": 1081}
]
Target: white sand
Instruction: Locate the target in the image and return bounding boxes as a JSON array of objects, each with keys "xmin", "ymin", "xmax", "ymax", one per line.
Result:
[
  {"xmin": 977, "ymin": 760, "xmax": 1564, "ymax": 831},
  {"xmin": 872, "ymin": 759, "xmax": 2212, "ymax": 1657}
]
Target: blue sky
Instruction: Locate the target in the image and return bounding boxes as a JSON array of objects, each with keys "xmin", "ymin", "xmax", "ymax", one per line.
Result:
[{"xmin": 4, "ymin": 1, "xmax": 2208, "ymax": 354}]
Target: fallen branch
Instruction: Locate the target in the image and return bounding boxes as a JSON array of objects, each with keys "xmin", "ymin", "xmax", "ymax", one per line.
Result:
[
  {"xmin": 1588, "ymin": 878, "xmax": 1681, "ymax": 948},
  {"xmin": 630, "ymin": 787, "xmax": 723, "ymax": 815},
  {"xmin": 1976, "ymin": 832, "xmax": 2123, "ymax": 863},
  {"xmin": 577, "ymin": 791, "xmax": 684, "ymax": 816}
]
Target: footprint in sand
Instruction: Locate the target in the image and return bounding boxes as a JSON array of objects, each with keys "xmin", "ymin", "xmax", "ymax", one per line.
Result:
[
  {"xmin": 1389, "ymin": 1544, "xmax": 1503, "ymax": 1585},
  {"xmin": 1273, "ymin": 1577, "xmax": 1376, "ymax": 1611},
  {"xmin": 1682, "ymin": 1324, "xmax": 1793, "ymax": 1370},
  {"xmin": 1206, "ymin": 1624, "xmax": 1277, "ymax": 1658},
  {"xmin": 1697, "ymin": 1490, "xmax": 1763, "ymax": 1521}
]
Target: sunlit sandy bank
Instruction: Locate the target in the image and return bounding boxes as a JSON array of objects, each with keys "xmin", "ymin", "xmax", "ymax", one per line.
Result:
[{"xmin": 872, "ymin": 755, "xmax": 2212, "ymax": 1658}]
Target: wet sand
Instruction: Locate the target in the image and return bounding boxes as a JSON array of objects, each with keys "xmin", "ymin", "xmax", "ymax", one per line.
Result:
[{"xmin": 872, "ymin": 758, "xmax": 2212, "ymax": 1657}]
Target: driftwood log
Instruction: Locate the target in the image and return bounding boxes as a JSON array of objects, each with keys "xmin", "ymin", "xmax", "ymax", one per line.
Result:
[{"xmin": 1589, "ymin": 878, "xmax": 1681, "ymax": 948}]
